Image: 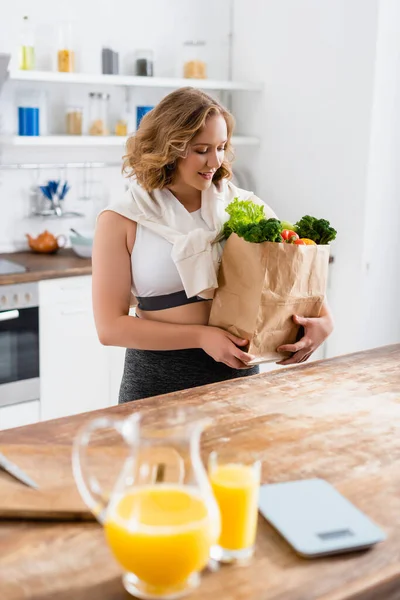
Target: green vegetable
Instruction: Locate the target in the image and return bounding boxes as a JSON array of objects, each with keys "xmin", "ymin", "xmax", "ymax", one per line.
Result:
[
  {"xmin": 223, "ymin": 198, "xmax": 265, "ymax": 239},
  {"xmin": 280, "ymin": 220, "xmax": 296, "ymax": 231},
  {"xmin": 295, "ymin": 215, "xmax": 337, "ymax": 245},
  {"xmin": 236, "ymin": 218, "xmax": 283, "ymax": 243}
]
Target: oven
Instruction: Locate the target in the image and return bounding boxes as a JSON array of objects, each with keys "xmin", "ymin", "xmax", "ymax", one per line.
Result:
[{"xmin": 0, "ymin": 282, "xmax": 39, "ymax": 407}]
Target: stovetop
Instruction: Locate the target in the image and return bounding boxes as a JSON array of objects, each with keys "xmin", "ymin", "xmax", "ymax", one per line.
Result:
[{"xmin": 0, "ymin": 259, "xmax": 27, "ymax": 275}]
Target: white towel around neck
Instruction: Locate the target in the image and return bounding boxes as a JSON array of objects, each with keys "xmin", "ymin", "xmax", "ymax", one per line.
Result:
[{"xmin": 101, "ymin": 178, "xmax": 270, "ymax": 299}]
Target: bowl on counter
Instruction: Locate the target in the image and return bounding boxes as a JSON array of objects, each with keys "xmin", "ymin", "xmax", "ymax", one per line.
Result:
[{"xmin": 69, "ymin": 230, "xmax": 94, "ymax": 258}]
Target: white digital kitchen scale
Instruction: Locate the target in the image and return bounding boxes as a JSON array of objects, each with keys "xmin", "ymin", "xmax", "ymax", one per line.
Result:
[{"xmin": 258, "ymin": 478, "xmax": 386, "ymax": 557}]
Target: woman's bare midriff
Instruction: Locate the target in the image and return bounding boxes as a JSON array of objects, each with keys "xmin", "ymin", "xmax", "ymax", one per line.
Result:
[{"xmin": 136, "ymin": 300, "xmax": 212, "ymax": 325}]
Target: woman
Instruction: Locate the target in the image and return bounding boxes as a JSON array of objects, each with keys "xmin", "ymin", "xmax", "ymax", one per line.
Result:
[{"xmin": 92, "ymin": 87, "xmax": 333, "ymax": 403}]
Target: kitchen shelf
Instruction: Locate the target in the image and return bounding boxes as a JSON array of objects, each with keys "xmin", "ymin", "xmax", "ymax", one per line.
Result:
[
  {"xmin": 8, "ymin": 70, "xmax": 263, "ymax": 92},
  {"xmin": 1, "ymin": 135, "xmax": 260, "ymax": 147}
]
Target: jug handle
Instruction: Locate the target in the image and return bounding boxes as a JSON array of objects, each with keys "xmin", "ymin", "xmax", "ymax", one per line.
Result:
[{"xmin": 72, "ymin": 416, "xmax": 129, "ymax": 523}]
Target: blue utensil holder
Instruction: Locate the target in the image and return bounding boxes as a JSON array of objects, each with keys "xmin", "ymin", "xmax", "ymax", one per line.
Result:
[
  {"xmin": 18, "ymin": 107, "xmax": 40, "ymax": 136},
  {"xmin": 136, "ymin": 106, "xmax": 154, "ymax": 129}
]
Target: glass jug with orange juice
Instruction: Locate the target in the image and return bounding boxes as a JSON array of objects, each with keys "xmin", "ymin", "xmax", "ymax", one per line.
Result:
[{"xmin": 72, "ymin": 408, "xmax": 220, "ymax": 599}]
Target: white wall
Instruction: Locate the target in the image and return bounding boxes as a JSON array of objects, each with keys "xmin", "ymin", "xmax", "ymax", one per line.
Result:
[
  {"xmin": 232, "ymin": 0, "xmax": 400, "ymax": 356},
  {"xmin": 360, "ymin": 0, "xmax": 400, "ymax": 349},
  {"xmin": 0, "ymin": 0, "xmax": 231, "ymax": 252}
]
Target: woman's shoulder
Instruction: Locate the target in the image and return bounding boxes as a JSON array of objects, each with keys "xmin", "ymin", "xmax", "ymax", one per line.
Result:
[
  {"xmin": 97, "ymin": 208, "xmax": 137, "ymax": 227},
  {"xmin": 96, "ymin": 210, "xmax": 137, "ymax": 253}
]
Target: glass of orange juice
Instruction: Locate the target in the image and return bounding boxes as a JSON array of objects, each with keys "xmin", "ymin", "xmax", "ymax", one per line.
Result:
[{"xmin": 209, "ymin": 450, "xmax": 261, "ymax": 562}]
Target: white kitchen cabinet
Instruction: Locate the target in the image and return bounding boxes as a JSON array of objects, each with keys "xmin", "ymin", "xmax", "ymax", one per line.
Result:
[
  {"xmin": 0, "ymin": 400, "xmax": 40, "ymax": 431},
  {"xmin": 39, "ymin": 276, "xmax": 110, "ymax": 421}
]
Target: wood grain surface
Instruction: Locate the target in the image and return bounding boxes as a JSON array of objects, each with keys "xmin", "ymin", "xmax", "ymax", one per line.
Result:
[
  {"xmin": 0, "ymin": 344, "xmax": 399, "ymax": 600},
  {"xmin": 0, "ymin": 249, "xmax": 91, "ymax": 285}
]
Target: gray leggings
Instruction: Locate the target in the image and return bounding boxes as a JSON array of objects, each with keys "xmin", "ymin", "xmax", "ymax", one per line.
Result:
[{"xmin": 119, "ymin": 347, "xmax": 260, "ymax": 403}]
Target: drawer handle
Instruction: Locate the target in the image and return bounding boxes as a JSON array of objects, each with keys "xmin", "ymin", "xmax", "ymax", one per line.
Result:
[{"xmin": 0, "ymin": 309, "xmax": 20, "ymax": 322}]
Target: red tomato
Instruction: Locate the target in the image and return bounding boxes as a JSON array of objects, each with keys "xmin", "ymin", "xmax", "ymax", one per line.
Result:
[
  {"xmin": 281, "ymin": 229, "xmax": 299, "ymax": 243},
  {"xmin": 294, "ymin": 239, "xmax": 306, "ymax": 245}
]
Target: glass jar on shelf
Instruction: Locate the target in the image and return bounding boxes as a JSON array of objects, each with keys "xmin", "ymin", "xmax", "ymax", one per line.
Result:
[
  {"xmin": 17, "ymin": 92, "xmax": 40, "ymax": 136},
  {"xmin": 58, "ymin": 22, "xmax": 75, "ymax": 73},
  {"xmin": 102, "ymin": 46, "xmax": 119, "ymax": 75},
  {"xmin": 115, "ymin": 119, "xmax": 128, "ymax": 137},
  {"xmin": 88, "ymin": 92, "xmax": 109, "ymax": 136},
  {"xmin": 66, "ymin": 106, "xmax": 83, "ymax": 135},
  {"xmin": 135, "ymin": 49, "xmax": 154, "ymax": 76},
  {"xmin": 19, "ymin": 15, "xmax": 36, "ymax": 71},
  {"xmin": 183, "ymin": 41, "xmax": 207, "ymax": 79}
]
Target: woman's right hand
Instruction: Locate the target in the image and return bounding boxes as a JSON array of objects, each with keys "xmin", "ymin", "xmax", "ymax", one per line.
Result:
[{"xmin": 198, "ymin": 326, "xmax": 255, "ymax": 369}]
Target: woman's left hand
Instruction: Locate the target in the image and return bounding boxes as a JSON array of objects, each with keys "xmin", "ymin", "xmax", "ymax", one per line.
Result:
[{"xmin": 276, "ymin": 313, "xmax": 334, "ymax": 366}]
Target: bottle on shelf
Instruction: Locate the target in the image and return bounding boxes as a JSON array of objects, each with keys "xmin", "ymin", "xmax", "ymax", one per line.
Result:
[
  {"xmin": 57, "ymin": 22, "xmax": 75, "ymax": 73},
  {"xmin": 88, "ymin": 92, "xmax": 109, "ymax": 136},
  {"xmin": 19, "ymin": 16, "xmax": 36, "ymax": 71}
]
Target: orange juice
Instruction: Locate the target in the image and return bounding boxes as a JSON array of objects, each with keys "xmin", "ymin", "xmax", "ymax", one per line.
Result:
[
  {"xmin": 210, "ymin": 463, "xmax": 259, "ymax": 550},
  {"xmin": 104, "ymin": 485, "xmax": 214, "ymax": 589}
]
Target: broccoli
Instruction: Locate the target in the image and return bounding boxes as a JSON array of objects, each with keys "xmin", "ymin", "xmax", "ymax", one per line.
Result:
[
  {"xmin": 237, "ymin": 218, "xmax": 283, "ymax": 243},
  {"xmin": 295, "ymin": 215, "xmax": 337, "ymax": 245}
]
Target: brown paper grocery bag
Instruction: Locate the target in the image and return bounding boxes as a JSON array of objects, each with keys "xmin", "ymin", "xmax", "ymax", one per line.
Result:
[{"xmin": 209, "ymin": 233, "xmax": 330, "ymax": 364}]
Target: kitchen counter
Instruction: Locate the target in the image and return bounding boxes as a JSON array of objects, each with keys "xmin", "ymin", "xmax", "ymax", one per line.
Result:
[
  {"xmin": 0, "ymin": 344, "xmax": 399, "ymax": 600},
  {"xmin": 0, "ymin": 249, "xmax": 92, "ymax": 285}
]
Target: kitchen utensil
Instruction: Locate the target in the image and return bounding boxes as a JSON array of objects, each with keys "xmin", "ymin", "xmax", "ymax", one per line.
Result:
[
  {"xmin": 38, "ymin": 179, "xmax": 70, "ymax": 217},
  {"xmin": 59, "ymin": 180, "xmax": 70, "ymax": 199},
  {"xmin": 0, "ymin": 452, "xmax": 39, "ymax": 489},
  {"xmin": 70, "ymin": 227, "xmax": 83, "ymax": 237},
  {"xmin": 26, "ymin": 230, "xmax": 67, "ymax": 253},
  {"xmin": 39, "ymin": 184, "xmax": 53, "ymax": 201},
  {"xmin": 0, "ymin": 443, "xmax": 124, "ymax": 522},
  {"xmin": 52, "ymin": 195, "xmax": 62, "ymax": 217}
]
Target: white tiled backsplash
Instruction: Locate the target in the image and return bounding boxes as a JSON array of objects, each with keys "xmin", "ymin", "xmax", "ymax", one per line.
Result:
[{"xmin": 0, "ymin": 147, "xmax": 126, "ymax": 252}]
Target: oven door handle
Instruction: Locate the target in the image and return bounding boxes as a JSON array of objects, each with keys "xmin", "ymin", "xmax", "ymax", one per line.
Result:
[{"xmin": 0, "ymin": 309, "xmax": 20, "ymax": 322}]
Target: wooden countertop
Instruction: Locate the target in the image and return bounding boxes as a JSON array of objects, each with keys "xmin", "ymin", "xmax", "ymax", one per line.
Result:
[
  {"xmin": 0, "ymin": 249, "xmax": 92, "ymax": 285},
  {"xmin": 0, "ymin": 344, "xmax": 399, "ymax": 600}
]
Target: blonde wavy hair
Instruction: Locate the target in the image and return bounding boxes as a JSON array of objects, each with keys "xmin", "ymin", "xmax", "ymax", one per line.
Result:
[{"xmin": 122, "ymin": 87, "xmax": 235, "ymax": 191}]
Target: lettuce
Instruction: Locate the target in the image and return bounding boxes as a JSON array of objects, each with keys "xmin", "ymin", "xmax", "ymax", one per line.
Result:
[{"xmin": 223, "ymin": 198, "xmax": 265, "ymax": 239}]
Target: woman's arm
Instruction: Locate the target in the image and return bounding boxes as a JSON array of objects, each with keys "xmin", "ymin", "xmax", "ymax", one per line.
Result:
[{"xmin": 92, "ymin": 211, "xmax": 253, "ymax": 369}]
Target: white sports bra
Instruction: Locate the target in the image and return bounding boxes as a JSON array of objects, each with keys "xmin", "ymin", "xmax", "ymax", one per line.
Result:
[{"xmin": 131, "ymin": 209, "xmax": 212, "ymax": 298}]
